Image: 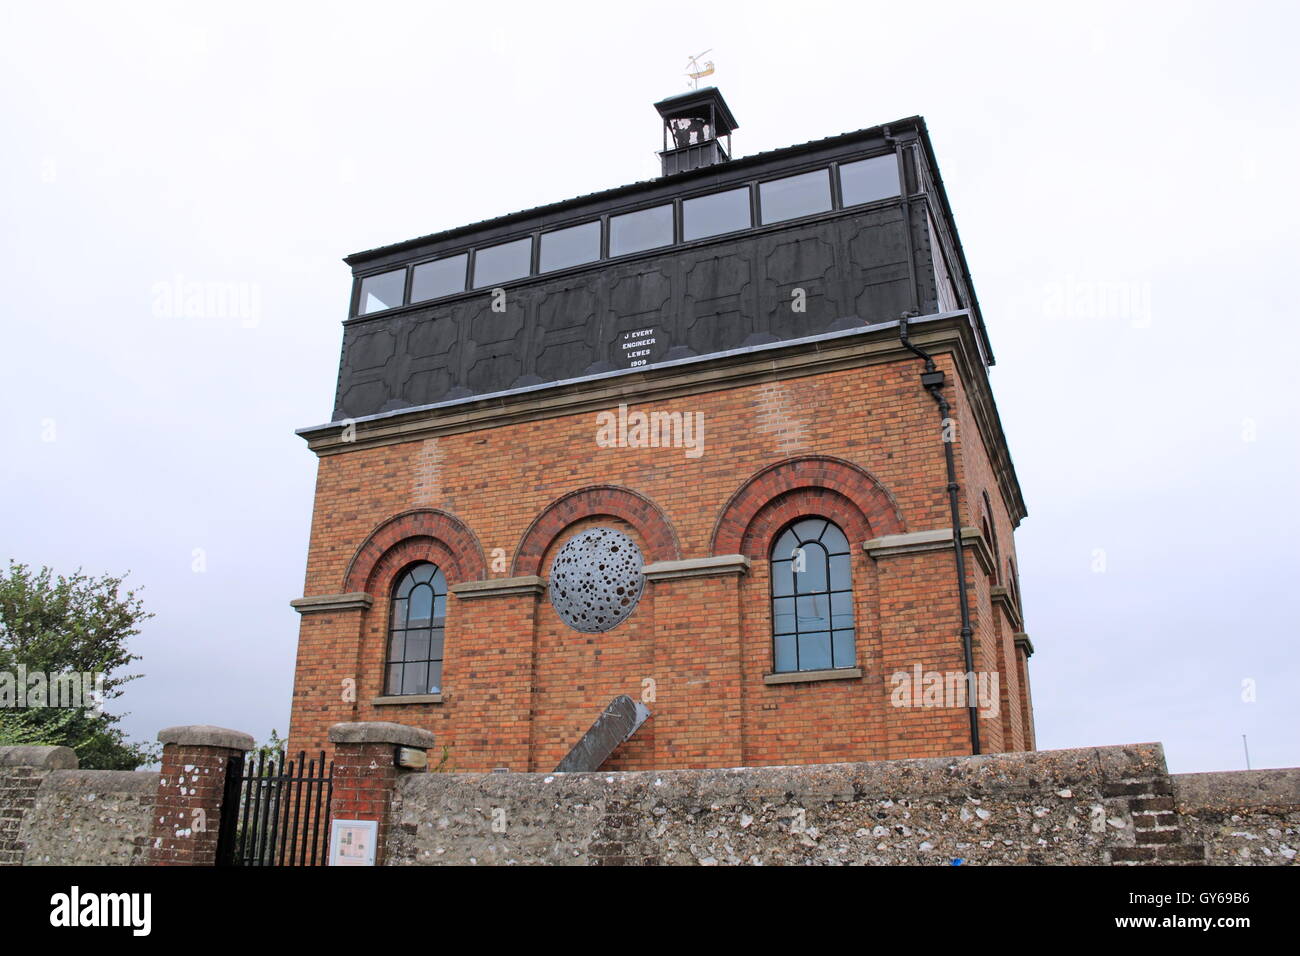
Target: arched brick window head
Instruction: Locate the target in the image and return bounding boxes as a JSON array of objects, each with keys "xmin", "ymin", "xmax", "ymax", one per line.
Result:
[
  {"xmin": 386, "ymin": 563, "xmax": 446, "ymax": 696},
  {"xmin": 771, "ymin": 517, "xmax": 856, "ymax": 674}
]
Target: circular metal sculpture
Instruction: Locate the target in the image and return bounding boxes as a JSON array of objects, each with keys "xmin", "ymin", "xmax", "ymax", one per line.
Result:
[{"xmin": 549, "ymin": 527, "xmax": 645, "ymax": 633}]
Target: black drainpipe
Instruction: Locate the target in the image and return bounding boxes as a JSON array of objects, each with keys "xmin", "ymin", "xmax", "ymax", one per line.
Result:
[{"xmin": 898, "ymin": 314, "xmax": 981, "ymax": 756}]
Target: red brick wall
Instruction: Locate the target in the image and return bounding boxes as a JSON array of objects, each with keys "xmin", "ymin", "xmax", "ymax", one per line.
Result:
[
  {"xmin": 288, "ymin": 350, "xmax": 1032, "ymax": 769},
  {"xmin": 531, "ymin": 515, "xmax": 657, "ymax": 770},
  {"xmin": 951, "ymin": 359, "xmax": 1031, "ymax": 752},
  {"xmin": 148, "ymin": 744, "xmax": 239, "ymax": 866},
  {"xmin": 330, "ymin": 742, "xmax": 399, "ymax": 865}
]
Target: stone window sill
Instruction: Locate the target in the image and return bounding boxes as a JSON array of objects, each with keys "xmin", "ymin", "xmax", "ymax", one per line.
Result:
[
  {"xmin": 372, "ymin": 693, "xmax": 442, "ymax": 706},
  {"xmin": 763, "ymin": 667, "xmax": 862, "ymax": 686}
]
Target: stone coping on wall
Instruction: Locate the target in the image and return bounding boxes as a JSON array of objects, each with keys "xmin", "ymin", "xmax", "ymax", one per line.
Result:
[
  {"xmin": 411, "ymin": 743, "xmax": 1170, "ymax": 799},
  {"xmin": 1173, "ymin": 768, "xmax": 1300, "ymax": 811},
  {"xmin": 0, "ymin": 746, "xmax": 78, "ymax": 769},
  {"xmin": 37, "ymin": 768, "xmax": 159, "ymax": 793}
]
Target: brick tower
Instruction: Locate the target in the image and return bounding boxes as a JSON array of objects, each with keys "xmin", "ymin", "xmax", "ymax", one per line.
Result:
[{"xmin": 287, "ymin": 88, "xmax": 1035, "ymax": 771}]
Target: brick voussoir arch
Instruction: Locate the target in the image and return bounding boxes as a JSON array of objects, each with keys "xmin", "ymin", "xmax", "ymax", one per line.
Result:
[
  {"xmin": 740, "ymin": 488, "xmax": 869, "ymax": 557},
  {"xmin": 512, "ymin": 485, "xmax": 681, "ymax": 576},
  {"xmin": 711, "ymin": 456, "xmax": 906, "ymax": 556},
  {"xmin": 344, "ymin": 509, "xmax": 487, "ymax": 593}
]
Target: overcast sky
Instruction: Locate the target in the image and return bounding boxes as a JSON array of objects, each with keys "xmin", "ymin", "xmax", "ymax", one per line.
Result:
[{"xmin": 2, "ymin": 1, "xmax": 1296, "ymax": 773}]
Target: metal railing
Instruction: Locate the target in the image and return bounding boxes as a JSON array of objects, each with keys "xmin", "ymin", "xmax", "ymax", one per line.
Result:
[{"xmin": 217, "ymin": 750, "xmax": 333, "ymax": 866}]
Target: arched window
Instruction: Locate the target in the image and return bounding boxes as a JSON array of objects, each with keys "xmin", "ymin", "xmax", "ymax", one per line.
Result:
[
  {"xmin": 980, "ymin": 516, "xmax": 996, "ymax": 584},
  {"xmin": 982, "ymin": 491, "xmax": 1001, "ymax": 584},
  {"xmin": 770, "ymin": 517, "xmax": 856, "ymax": 673},
  {"xmin": 386, "ymin": 562, "xmax": 447, "ymax": 696}
]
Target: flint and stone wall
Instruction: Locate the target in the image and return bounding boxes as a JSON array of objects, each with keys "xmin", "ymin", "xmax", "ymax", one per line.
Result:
[
  {"xmin": 3, "ymin": 741, "xmax": 1297, "ymax": 866},
  {"xmin": 18, "ymin": 770, "xmax": 158, "ymax": 866},
  {"xmin": 1174, "ymin": 769, "xmax": 1300, "ymax": 866},
  {"xmin": 387, "ymin": 743, "xmax": 1292, "ymax": 866},
  {"xmin": 1, "ymin": 746, "xmax": 157, "ymax": 866}
]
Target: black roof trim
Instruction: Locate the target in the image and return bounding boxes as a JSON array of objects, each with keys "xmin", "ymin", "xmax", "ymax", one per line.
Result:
[
  {"xmin": 653, "ymin": 86, "xmax": 739, "ymax": 134},
  {"xmin": 342, "ymin": 116, "xmax": 923, "ymax": 266},
  {"xmin": 909, "ymin": 117, "xmax": 994, "ymax": 366}
]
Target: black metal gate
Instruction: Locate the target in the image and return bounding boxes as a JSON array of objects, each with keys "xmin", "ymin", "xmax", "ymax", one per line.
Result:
[{"xmin": 216, "ymin": 750, "xmax": 333, "ymax": 866}]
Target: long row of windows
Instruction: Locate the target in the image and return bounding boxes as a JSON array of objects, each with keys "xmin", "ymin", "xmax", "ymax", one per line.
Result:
[
  {"xmin": 383, "ymin": 515, "xmax": 858, "ymax": 697},
  {"xmin": 355, "ymin": 153, "xmax": 902, "ymax": 317}
]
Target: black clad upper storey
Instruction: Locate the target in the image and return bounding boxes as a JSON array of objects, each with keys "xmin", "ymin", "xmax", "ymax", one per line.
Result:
[{"xmin": 332, "ymin": 105, "xmax": 990, "ymax": 424}]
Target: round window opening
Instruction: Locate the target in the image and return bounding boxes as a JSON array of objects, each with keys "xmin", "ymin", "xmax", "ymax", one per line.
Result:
[{"xmin": 549, "ymin": 527, "xmax": 645, "ymax": 633}]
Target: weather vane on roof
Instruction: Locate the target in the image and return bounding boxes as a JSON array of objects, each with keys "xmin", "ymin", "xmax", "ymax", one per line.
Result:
[{"xmin": 685, "ymin": 50, "xmax": 715, "ymax": 89}]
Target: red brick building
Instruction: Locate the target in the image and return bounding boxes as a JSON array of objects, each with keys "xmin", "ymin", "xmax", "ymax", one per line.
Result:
[{"xmin": 287, "ymin": 89, "xmax": 1034, "ymax": 771}]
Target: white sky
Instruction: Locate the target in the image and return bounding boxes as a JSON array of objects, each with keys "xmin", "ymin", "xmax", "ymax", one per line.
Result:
[{"xmin": 1, "ymin": 0, "xmax": 1296, "ymax": 773}]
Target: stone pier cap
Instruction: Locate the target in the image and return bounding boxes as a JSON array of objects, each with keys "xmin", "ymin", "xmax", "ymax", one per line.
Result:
[
  {"xmin": 157, "ymin": 725, "xmax": 255, "ymax": 751},
  {"xmin": 329, "ymin": 722, "xmax": 436, "ymax": 749}
]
